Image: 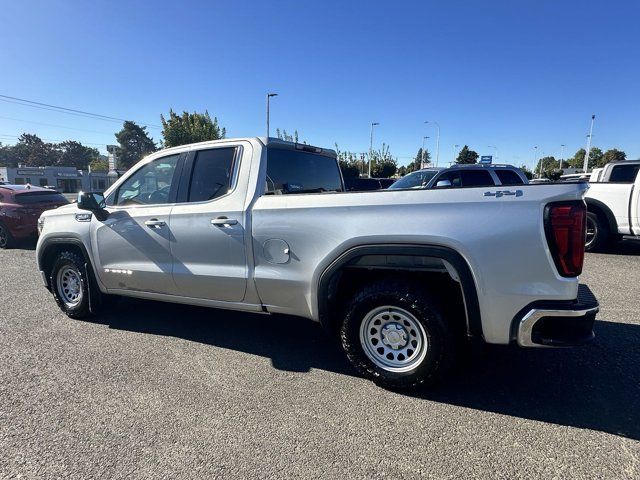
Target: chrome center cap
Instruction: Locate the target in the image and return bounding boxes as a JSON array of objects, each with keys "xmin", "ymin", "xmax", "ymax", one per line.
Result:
[{"xmin": 381, "ymin": 323, "xmax": 408, "ymax": 350}]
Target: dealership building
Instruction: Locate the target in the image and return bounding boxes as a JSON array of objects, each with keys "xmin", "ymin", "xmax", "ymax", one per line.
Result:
[{"xmin": 0, "ymin": 166, "xmax": 117, "ymax": 192}]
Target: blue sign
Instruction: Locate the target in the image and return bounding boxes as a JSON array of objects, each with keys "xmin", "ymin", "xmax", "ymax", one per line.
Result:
[{"xmin": 480, "ymin": 155, "xmax": 493, "ymax": 164}]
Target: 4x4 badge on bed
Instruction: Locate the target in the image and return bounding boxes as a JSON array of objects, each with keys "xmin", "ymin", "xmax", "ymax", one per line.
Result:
[{"xmin": 484, "ymin": 190, "xmax": 523, "ymax": 198}]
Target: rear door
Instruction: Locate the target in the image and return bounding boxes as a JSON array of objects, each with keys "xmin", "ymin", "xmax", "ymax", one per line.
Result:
[{"xmin": 169, "ymin": 145, "xmax": 248, "ymax": 302}]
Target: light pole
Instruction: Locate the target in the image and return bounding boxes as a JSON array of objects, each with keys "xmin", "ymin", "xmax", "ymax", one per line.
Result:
[
  {"xmin": 560, "ymin": 144, "xmax": 566, "ymax": 170},
  {"xmin": 425, "ymin": 121, "xmax": 440, "ymax": 166},
  {"xmin": 452, "ymin": 144, "xmax": 460, "ymax": 165},
  {"xmin": 369, "ymin": 122, "xmax": 379, "ymax": 177},
  {"xmin": 488, "ymin": 145, "xmax": 498, "ymax": 162},
  {"xmin": 533, "ymin": 146, "xmax": 541, "ymax": 178},
  {"xmin": 421, "ymin": 136, "xmax": 430, "ymax": 169},
  {"xmin": 266, "ymin": 93, "xmax": 278, "ymax": 139},
  {"xmin": 583, "ymin": 114, "xmax": 596, "ymax": 172}
]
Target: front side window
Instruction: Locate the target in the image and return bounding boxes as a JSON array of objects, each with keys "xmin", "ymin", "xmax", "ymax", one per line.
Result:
[
  {"xmin": 433, "ymin": 170, "xmax": 462, "ymax": 188},
  {"xmin": 609, "ymin": 164, "xmax": 640, "ymax": 183},
  {"xmin": 115, "ymin": 154, "xmax": 179, "ymax": 206},
  {"xmin": 266, "ymin": 147, "xmax": 343, "ymax": 194},
  {"xmin": 187, "ymin": 148, "xmax": 237, "ymax": 202}
]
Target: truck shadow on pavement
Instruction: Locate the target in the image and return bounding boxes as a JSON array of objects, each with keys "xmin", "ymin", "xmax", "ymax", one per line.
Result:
[{"xmin": 97, "ymin": 300, "xmax": 640, "ymax": 440}]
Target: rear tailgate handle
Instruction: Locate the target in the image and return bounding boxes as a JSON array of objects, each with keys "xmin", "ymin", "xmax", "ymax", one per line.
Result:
[{"xmin": 211, "ymin": 217, "xmax": 238, "ymax": 226}]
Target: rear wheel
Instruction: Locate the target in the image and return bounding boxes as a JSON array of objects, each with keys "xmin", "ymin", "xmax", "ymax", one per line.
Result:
[
  {"xmin": 340, "ymin": 280, "xmax": 456, "ymax": 390},
  {"xmin": 585, "ymin": 211, "xmax": 610, "ymax": 252},
  {"xmin": 0, "ymin": 222, "xmax": 14, "ymax": 249}
]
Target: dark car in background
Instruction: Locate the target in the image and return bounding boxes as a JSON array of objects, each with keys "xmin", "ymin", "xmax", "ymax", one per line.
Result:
[
  {"xmin": 344, "ymin": 177, "xmax": 395, "ymax": 191},
  {"xmin": 0, "ymin": 185, "xmax": 68, "ymax": 248}
]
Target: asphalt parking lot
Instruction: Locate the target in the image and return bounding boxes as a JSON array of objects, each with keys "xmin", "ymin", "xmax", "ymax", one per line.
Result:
[{"xmin": 1, "ymin": 241, "xmax": 639, "ymax": 479}]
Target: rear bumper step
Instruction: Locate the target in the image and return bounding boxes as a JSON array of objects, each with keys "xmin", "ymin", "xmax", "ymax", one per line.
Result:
[{"xmin": 515, "ymin": 284, "xmax": 599, "ymax": 348}]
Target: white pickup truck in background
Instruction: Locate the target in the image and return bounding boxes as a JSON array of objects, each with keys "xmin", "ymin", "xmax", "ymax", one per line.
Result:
[{"xmin": 584, "ymin": 160, "xmax": 640, "ymax": 250}]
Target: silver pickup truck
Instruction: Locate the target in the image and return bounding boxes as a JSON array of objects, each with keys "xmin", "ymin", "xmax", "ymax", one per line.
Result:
[{"xmin": 36, "ymin": 137, "xmax": 598, "ymax": 389}]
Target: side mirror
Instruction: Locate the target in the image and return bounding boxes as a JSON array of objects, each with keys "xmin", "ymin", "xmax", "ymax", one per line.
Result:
[
  {"xmin": 77, "ymin": 192, "xmax": 108, "ymax": 220},
  {"xmin": 435, "ymin": 179, "xmax": 452, "ymax": 188}
]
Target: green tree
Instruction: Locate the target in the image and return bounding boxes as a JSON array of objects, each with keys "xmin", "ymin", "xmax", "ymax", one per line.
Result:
[
  {"xmin": 276, "ymin": 129, "xmax": 300, "ymax": 143},
  {"xmin": 11, "ymin": 134, "xmax": 59, "ymax": 167},
  {"xmin": 160, "ymin": 109, "xmax": 226, "ymax": 148},
  {"xmin": 0, "ymin": 142, "xmax": 16, "ymax": 167},
  {"xmin": 406, "ymin": 148, "xmax": 431, "ymax": 173},
  {"xmin": 89, "ymin": 158, "xmax": 109, "ymax": 173},
  {"xmin": 601, "ymin": 148, "xmax": 626, "ymax": 165},
  {"xmin": 519, "ymin": 165, "xmax": 534, "ymax": 180},
  {"xmin": 56, "ymin": 140, "xmax": 100, "ymax": 169},
  {"xmin": 334, "ymin": 144, "xmax": 364, "ymax": 178},
  {"xmin": 115, "ymin": 121, "xmax": 157, "ymax": 169},
  {"xmin": 566, "ymin": 147, "xmax": 605, "ymax": 170},
  {"xmin": 455, "ymin": 145, "xmax": 479, "ymax": 164},
  {"xmin": 368, "ymin": 143, "xmax": 398, "ymax": 178},
  {"xmin": 534, "ymin": 156, "xmax": 560, "ymax": 178}
]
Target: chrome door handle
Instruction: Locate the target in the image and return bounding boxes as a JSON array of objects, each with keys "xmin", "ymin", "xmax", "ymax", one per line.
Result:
[
  {"xmin": 211, "ymin": 217, "xmax": 238, "ymax": 226},
  {"xmin": 144, "ymin": 219, "xmax": 166, "ymax": 228}
]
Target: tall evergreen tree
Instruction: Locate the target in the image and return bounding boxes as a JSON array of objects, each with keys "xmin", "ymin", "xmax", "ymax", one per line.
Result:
[
  {"xmin": 115, "ymin": 121, "xmax": 157, "ymax": 169},
  {"xmin": 455, "ymin": 145, "xmax": 479, "ymax": 164}
]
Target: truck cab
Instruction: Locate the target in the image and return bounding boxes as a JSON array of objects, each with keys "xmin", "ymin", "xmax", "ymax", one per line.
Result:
[{"xmin": 584, "ymin": 160, "xmax": 640, "ymax": 250}]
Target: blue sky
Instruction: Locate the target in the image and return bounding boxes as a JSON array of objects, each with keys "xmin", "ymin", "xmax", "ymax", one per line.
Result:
[{"xmin": 0, "ymin": 0, "xmax": 638, "ymax": 168}]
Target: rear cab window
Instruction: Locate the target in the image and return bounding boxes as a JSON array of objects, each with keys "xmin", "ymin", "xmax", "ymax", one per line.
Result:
[
  {"xmin": 187, "ymin": 147, "xmax": 238, "ymax": 202},
  {"xmin": 609, "ymin": 164, "xmax": 640, "ymax": 183},
  {"xmin": 266, "ymin": 145, "xmax": 343, "ymax": 194}
]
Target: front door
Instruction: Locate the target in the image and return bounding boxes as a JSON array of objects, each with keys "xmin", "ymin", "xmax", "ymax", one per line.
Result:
[
  {"xmin": 170, "ymin": 146, "xmax": 248, "ymax": 302},
  {"xmin": 91, "ymin": 153, "xmax": 181, "ymax": 294}
]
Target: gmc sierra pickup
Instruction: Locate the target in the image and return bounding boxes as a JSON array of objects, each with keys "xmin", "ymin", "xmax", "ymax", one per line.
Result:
[
  {"xmin": 36, "ymin": 137, "xmax": 598, "ymax": 389},
  {"xmin": 584, "ymin": 160, "xmax": 640, "ymax": 250}
]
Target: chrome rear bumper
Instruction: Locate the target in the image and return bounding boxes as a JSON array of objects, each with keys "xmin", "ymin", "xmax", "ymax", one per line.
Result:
[{"xmin": 515, "ymin": 284, "xmax": 599, "ymax": 348}]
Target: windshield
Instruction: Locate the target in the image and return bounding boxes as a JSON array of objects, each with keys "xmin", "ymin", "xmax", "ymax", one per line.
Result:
[
  {"xmin": 266, "ymin": 147, "xmax": 343, "ymax": 194},
  {"xmin": 389, "ymin": 170, "xmax": 439, "ymax": 189}
]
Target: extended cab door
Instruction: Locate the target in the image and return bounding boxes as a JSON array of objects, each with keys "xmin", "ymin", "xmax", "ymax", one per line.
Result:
[
  {"xmin": 169, "ymin": 144, "xmax": 249, "ymax": 302},
  {"xmin": 92, "ymin": 153, "xmax": 182, "ymax": 293}
]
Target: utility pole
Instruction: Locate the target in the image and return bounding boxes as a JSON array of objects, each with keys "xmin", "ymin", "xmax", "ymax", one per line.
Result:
[
  {"xmin": 425, "ymin": 121, "xmax": 440, "ymax": 166},
  {"xmin": 421, "ymin": 136, "xmax": 430, "ymax": 169},
  {"xmin": 583, "ymin": 115, "xmax": 596, "ymax": 172},
  {"xmin": 266, "ymin": 93, "xmax": 278, "ymax": 139},
  {"xmin": 369, "ymin": 122, "xmax": 379, "ymax": 178}
]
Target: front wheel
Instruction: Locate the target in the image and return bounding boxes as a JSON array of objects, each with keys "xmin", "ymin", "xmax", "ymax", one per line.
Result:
[
  {"xmin": 51, "ymin": 251, "xmax": 92, "ymax": 319},
  {"xmin": 340, "ymin": 280, "xmax": 456, "ymax": 390}
]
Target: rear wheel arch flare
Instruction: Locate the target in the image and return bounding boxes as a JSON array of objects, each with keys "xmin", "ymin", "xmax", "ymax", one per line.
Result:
[{"xmin": 317, "ymin": 244, "xmax": 482, "ymax": 339}]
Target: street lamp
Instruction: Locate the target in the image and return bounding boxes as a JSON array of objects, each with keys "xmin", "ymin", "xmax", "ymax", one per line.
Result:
[
  {"xmin": 369, "ymin": 122, "xmax": 379, "ymax": 177},
  {"xmin": 266, "ymin": 93, "xmax": 278, "ymax": 139},
  {"xmin": 421, "ymin": 136, "xmax": 430, "ymax": 169},
  {"xmin": 560, "ymin": 144, "xmax": 566, "ymax": 169},
  {"xmin": 583, "ymin": 115, "xmax": 596, "ymax": 172},
  {"xmin": 452, "ymin": 144, "xmax": 460, "ymax": 164},
  {"xmin": 488, "ymin": 145, "xmax": 498, "ymax": 162},
  {"xmin": 533, "ymin": 146, "xmax": 540, "ymax": 178},
  {"xmin": 425, "ymin": 121, "xmax": 440, "ymax": 166}
]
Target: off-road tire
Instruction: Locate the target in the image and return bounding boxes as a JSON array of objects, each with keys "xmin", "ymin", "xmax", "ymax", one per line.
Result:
[
  {"xmin": 50, "ymin": 251, "xmax": 93, "ymax": 319},
  {"xmin": 340, "ymin": 280, "xmax": 456, "ymax": 390}
]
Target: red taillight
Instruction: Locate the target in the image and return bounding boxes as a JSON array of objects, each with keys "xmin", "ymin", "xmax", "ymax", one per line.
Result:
[{"xmin": 544, "ymin": 201, "xmax": 586, "ymax": 277}]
